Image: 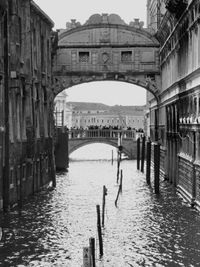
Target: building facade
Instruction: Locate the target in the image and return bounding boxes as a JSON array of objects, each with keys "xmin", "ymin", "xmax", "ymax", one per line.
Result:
[
  {"xmin": 0, "ymin": 0, "xmax": 7, "ymax": 211},
  {"xmin": 0, "ymin": 0, "xmax": 56, "ymax": 211},
  {"xmin": 65, "ymin": 102, "xmax": 145, "ymax": 130},
  {"xmin": 147, "ymin": 0, "xmax": 200, "ymax": 208},
  {"xmin": 54, "ymin": 91, "xmax": 74, "ymax": 128}
]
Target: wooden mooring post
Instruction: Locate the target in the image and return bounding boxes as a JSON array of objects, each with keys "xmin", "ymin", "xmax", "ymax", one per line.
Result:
[
  {"xmin": 102, "ymin": 186, "xmax": 107, "ymax": 228},
  {"xmin": 83, "ymin": 238, "xmax": 96, "ymax": 267},
  {"xmin": 137, "ymin": 137, "xmax": 140, "ymax": 170},
  {"xmin": 141, "ymin": 136, "xmax": 145, "ymax": 173},
  {"xmin": 83, "ymin": 246, "xmax": 90, "ymax": 267},
  {"xmin": 154, "ymin": 143, "xmax": 160, "ymax": 194},
  {"xmin": 146, "ymin": 139, "xmax": 151, "ymax": 185},
  {"xmin": 117, "ymin": 152, "xmax": 120, "ymax": 183},
  {"xmin": 111, "ymin": 150, "xmax": 113, "ymax": 165},
  {"xmin": 115, "ymin": 169, "xmax": 123, "ymax": 207},
  {"xmin": 89, "ymin": 237, "xmax": 96, "ymax": 267},
  {"xmin": 120, "ymin": 169, "xmax": 123, "ymax": 193},
  {"xmin": 96, "ymin": 205, "xmax": 103, "ymax": 257}
]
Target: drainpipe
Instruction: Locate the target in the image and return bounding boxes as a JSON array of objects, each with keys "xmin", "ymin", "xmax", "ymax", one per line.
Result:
[{"xmin": 3, "ymin": 4, "xmax": 10, "ymax": 212}]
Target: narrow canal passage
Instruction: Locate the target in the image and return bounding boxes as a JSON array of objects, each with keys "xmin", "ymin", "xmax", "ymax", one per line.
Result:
[{"xmin": 1, "ymin": 152, "xmax": 200, "ymax": 266}]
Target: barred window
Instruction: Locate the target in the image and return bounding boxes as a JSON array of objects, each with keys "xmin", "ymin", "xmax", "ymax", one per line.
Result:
[
  {"xmin": 121, "ymin": 51, "xmax": 132, "ymax": 62},
  {"xmin": 79, "ymin": 52, "xmax": 89, "ymax": 62}
]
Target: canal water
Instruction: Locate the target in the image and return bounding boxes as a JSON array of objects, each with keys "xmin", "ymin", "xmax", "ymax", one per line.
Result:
[{"xmin": 1, "ymin": 144, "xmax": 200, "ymax": 267}]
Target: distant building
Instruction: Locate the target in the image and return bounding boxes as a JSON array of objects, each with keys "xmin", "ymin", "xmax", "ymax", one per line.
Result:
[
  {"xmin": 54, "ymin": 91, "xmax": 73, "ymax": 128},
  {"xmin": 54, "ymin": 91, "xmax": 67, "ymax": 126},
  {"xmin": 146, "ymin": 0, "xmax": 166, "ymax": 32},
  {"xmin": 66, "ymin": 102, "xmax": 146, "ymax": 130}
]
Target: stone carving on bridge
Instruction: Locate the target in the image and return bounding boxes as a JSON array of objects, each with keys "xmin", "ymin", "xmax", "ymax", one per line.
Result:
[
  {"xmin": 71, "ymin": 77, "xmax": 82, "ymax": 85},
  {"xmin": 102, "ymin": 52, "xmax": 110, "ymax": 71},
  {"xmin": 85, "ymin": 13, "xmax": 126, "ymax": 26},
  {"xmin": 129, "ymin": 19, "xmax": 144, "ymax": 29},
  {"xmin": 102, "ymin": 52, "xmax": 110, "ymax": 63},
  {"xmin": 100, "ymin": 31, "xmax": 110, "ymax": 43},
  {"xmin": 53, "ymin": 73, "xmax": 160, "ymax": 102},
  {"xmin": 65, "ymin": 14, "xmax": 145, "ymax": 30},
  {"xmin": 66, "ymin": 19, "xmax": 81, "ymax": 31}
]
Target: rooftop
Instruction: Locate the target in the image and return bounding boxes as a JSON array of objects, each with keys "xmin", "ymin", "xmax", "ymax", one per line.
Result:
[{"xmin": 67, "ymin": 102, "xmax": 146, "ymax": 115}]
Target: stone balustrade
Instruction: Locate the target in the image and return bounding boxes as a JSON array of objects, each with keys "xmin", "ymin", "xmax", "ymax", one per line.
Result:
[{"xmin": 68, "ymin": 129, "xmax": 136, "ymax": 140}]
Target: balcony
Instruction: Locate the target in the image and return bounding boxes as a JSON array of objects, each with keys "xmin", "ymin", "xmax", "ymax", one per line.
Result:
[{"xmin": 165, "ymin": 0, "xmax": 188, "ymax": 18}]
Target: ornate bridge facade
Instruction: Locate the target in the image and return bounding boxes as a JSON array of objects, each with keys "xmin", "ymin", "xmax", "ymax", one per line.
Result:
[
  {"xmin": 52, "ymin": 13, "xmax": 161, "ymax": 104},
  {"xmin": 55, "ymin": 128, "xmax": 139, "ymax": 169}
]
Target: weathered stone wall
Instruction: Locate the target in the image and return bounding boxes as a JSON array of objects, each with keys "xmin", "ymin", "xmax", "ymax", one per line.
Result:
[
  {"xmin": 0, "ymin": 0, "xmax": 55, "ymax": 211},
  {"xmin": 0, "ymin": 1, "xmax": 6, "ymax": 210},
  {"xmin": 195, "ymin": 163, "xmax": 200, "ymax": 206},
  {"xmin": 160, "ymin": 146, "xmax": 166, "ymax": 179},
  {"xmin": 178, "ymin": 156, "xmax": 194, "ymax": 201}
]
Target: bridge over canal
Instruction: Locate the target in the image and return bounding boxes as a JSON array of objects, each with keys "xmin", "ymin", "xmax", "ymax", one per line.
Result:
[
  {"xmin": 55, "ymin": 128, "xmax": 140, "ymax": 169},
  {"xmin": 1, "ymin": 8, "xmax": 161, "ymax": 211}
]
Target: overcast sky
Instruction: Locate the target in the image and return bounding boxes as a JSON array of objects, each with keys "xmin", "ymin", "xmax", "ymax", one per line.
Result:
[{"xmin": 34, "ymin": 0, "xmax": 147, "ymax": 106}]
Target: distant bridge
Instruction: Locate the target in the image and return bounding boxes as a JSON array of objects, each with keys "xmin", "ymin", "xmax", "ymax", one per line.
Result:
[{"xmin": 55, "ymin": 128, "xmax": 140, "ymax": 169}]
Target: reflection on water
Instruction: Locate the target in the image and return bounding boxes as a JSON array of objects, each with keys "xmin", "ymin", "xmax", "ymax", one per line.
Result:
[{"xmin": 0, "ymin": 144, "xmax": 200, "ymax": 266}]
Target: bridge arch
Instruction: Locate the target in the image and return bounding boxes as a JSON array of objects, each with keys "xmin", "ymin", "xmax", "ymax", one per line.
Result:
[
  {"xmin": 69, "ymin": 139, "xmax": 134, "ymax": 159},
  {"xmin": 53, "ymin": 74, "xmax": 159, "ymax": 103}
]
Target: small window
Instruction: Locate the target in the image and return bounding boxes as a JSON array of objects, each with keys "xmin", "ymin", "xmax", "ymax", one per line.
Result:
[
  {"xmin": 121, "ymin": 51, "xmax": 132, "ymax": 62},
  {"xmin": 79, "ymin": 52, "xmax": 89, "ymax": 62}
]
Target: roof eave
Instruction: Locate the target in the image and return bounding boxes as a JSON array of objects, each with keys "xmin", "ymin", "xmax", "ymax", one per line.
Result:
[{"xmin": 31, "ymin": 1, "xmax": 54, "ymax": 28}]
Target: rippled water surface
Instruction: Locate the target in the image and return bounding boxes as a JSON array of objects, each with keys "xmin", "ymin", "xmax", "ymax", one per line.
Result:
[{"xmin": 1, "ymin": 156, "xmax": 200, "ymax": 266}]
